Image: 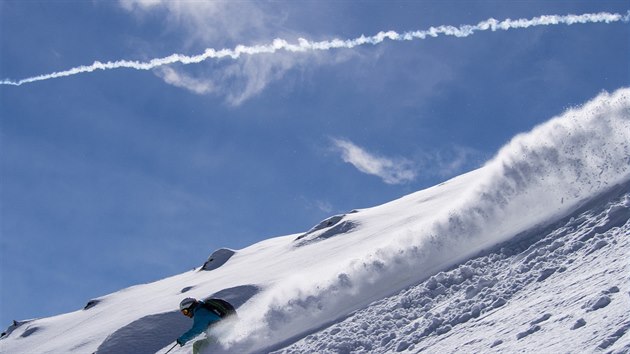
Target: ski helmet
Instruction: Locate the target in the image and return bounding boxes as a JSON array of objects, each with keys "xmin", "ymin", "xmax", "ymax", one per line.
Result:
[{"xmin": 179, "ymin": 297, "xmax": 197, "ymax": 311}]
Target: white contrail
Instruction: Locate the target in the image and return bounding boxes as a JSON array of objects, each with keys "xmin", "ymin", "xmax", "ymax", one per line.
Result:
[{"xmin": 2, "ymin": 11, "xmax": 628, "ymax": 86}]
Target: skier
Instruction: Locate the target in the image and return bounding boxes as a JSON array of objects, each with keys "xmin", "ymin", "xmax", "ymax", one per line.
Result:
[{"xmin": 176, "ymin": 297, "xmax": 222, "ymax": 354}]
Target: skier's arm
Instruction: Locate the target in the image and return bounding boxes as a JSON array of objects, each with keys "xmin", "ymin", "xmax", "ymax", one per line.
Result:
[
  {"xmin": 177, "ymin": 308, "xmax": 221, "ymax": 345},
  {"xmin": 177, "ymin": 315, "xmax": 206, "ymax": 345}
]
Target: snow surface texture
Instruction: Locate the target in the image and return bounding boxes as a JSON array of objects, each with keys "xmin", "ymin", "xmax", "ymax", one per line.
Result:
[
  {"xmin": 274, "ymin": 181, "xmax": 630, "ymax": 354},
  {"xmin": 1, "ymin": 88, "xmax": 629, "ymax": 354},
  {"xmin": 202, "ymin": 248, "xmax": 236, "ymax": 271},
  {"xmin": 294, "ymin": 212, "xmax": 360, "ymax": 247}
]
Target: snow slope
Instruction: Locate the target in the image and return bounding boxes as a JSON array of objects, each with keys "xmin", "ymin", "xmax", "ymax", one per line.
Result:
[
  {"xmin": 1, "ymin": 87, "xmax": 629, "ymax": 354},
  {"xmin": 276, "ymin": 180, "xmax": 630, "ymax": 354}
]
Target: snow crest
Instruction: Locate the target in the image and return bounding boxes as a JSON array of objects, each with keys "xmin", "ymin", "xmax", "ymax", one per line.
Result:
[
  {"xmin": 275, "ymin": 182, "xmax": 630, "ymax": 353},
  {"xmin": 218, "ymin": 88, "xmax": 630, "ymax": 352},
  {"xmin": 2, "ymin": 89, "xmax": 628, "ymax": 354}
]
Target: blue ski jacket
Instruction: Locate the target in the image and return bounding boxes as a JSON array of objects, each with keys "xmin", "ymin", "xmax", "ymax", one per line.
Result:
[{"xmin": 177, "ymin": 303, "xmax": 222, "ymax": 345}]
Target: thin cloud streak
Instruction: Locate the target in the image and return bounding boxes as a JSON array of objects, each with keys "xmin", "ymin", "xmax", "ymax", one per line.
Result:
[
  {"xmin": 332, "ymin": 138, "xmax": 416, "ymax": 185},
  {"xmin": 2, "ymin": 11, "xmax": 628, "ymax": 86}
]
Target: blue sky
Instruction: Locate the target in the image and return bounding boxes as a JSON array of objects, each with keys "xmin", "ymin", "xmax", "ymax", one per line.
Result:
[{"xmin": 1, "ymin": 1, "xmax": 628, "ymax": 326}]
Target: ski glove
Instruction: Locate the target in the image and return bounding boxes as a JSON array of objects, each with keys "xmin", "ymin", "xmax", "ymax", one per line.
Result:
[{"xmin": 177, "ymin": 338, "xmax": 184, "ymax": 346}]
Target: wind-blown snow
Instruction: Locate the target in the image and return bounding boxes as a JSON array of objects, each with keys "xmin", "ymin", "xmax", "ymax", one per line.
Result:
[
  {"xmin": 276, "ymin": 181, "xmax": 630, "ymax": 353},
  {"xmin": 219, "ymin": 88, "xmax": 630, "ymax": 352},
  {"xmin": 1, "ymin": 88, "xmax": 629, "ymax": 354}
]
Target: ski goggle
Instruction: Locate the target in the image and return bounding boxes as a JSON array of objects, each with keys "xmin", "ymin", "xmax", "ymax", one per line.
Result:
[{"xmin": 181, "ymin": 308, "xmax": 192, "ymax": 316}]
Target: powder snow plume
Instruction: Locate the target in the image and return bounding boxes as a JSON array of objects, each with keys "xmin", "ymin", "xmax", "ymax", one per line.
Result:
[
  {"xmin": 212, "ymin": 88, "xmax": 630, "ymax": 352},
  {"xmin": 1, "ymin": 11, "xmax": 628, "ymax": 86}
]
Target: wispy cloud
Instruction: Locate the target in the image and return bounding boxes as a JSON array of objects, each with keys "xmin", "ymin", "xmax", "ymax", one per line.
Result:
[
  {"xmin": 332, "ymin": 138, "xmax": 416, "ymax": 185},
  {"xmin": 119, "ymin": 0, "xmax": 275, "ymax": 45},
  {"xmin": 2, "ymin": 10, "xmax": 628, "ymax": 104},
  {"xmin": 119, "ymin": 0, "xmax": 343, "ymax": 105},
  {"xmin": 157, "ymin": 66, "xmax": 217, "ymax": 95},
  {"xmin": 429, "ymin": 145, "xmax": 486, "ymax": 178},
  {"xmin": 298, "ymin": 195, "xmax": 336, "ymax": 215}
]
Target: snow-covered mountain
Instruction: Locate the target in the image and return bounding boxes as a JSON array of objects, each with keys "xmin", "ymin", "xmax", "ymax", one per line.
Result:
[{"xmin": 2, "ymin": 88, "xmax": 629, "ymax": 354}]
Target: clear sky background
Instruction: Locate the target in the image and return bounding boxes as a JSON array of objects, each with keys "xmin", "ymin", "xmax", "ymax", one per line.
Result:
[{"xmin": 1, "ymin": 1, "xmax": 628, "ymax": 326}]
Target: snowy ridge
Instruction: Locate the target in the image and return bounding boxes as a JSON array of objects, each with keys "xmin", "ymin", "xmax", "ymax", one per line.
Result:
[
  {"xmin": 275, "ymin": 181, "xmax": 630, "ymax": 353},
  {"xmin": 1, "ymin": 88, "xmax": 629, "ymax": 354},
  {"xmin": 220, "ymin": 88, "xmax": 630, "ymax": 352}
]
